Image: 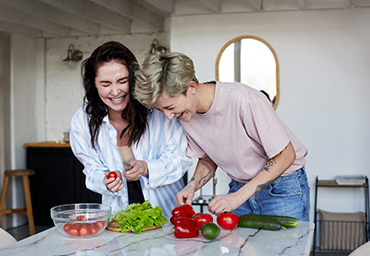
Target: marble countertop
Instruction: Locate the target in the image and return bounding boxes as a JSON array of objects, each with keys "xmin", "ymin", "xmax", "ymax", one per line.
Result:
[{"xmin": 0, "ymin": 222, "xmax": 314, "ymax": 256}]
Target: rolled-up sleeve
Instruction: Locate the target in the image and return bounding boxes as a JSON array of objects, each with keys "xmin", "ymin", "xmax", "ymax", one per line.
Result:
[{"xmin": 135, "ymin": 110, "xmax": 192, "ymax": 189}]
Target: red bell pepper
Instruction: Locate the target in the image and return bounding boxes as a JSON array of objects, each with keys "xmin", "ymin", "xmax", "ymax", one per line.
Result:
[
  {"xmin": 216, "ymin": 212, "xmax": 239, "ymax": 230},
  {"xmin": 172, "ymin": 204, "xmax": 195, "ymax": 218},
  {"xmin": 192, "ymin": 213, "xmax": 213, "ymax": 230},
  {"xmin": 174, "ymin": 217, "xmax": 197, "ymax": 228},
  {"xmin": 174, "ymin": 224, "xmax": 199, "ymax": 238}
]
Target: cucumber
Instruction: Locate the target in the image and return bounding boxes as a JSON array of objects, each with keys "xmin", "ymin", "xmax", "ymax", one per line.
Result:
[
  {"xmin": 239, "ymin": 214, "xmax": 298, "ymax": 228},
  {"xmin": 237, "ymin": 217, "xmax": 282, "ymax": 231}
]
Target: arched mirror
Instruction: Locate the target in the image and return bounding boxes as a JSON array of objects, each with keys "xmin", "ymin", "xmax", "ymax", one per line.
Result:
[{"xmin": 216, "ymin": 36, "xmax": 280, "ymax": 110}]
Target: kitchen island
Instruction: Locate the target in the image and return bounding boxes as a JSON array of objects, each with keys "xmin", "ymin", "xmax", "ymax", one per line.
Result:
[{"xmin": 0, "ymin": 221, "xmax": 314, "ymax": 255}]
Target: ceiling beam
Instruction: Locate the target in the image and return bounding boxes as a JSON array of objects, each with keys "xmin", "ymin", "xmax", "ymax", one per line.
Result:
[
  {"xmin": 37, "ymin": 0, "xmax": 131, "ymax": 33},
  {"xmin": 249, "ymin": 0, "xmax": 262, "ymax": 11},
  {"xmin": 351, "ymin": 0, "xmax": 370, "ymax": 7},
  {"xmin": 297, "ymin": 0, "xmax": 306, "ymax": 9},
  {"xmin": 199, "ymin": 0, "xmax": 222, "ymax": 13},
  {"xmin": 141, "ymin": 0, "xmax": 174, "ymax": 14},
  {"xmin": 89, "ymin": 0, "xmax": 163, "ymax": 30},
  {"xmin": 0, "ymin": 2, "xmax": 71, "ymax": 36},
  {"xmin": 0, "ymin": 0, "xmax": 100, "ymax": 34},
  {"xmin": 0, "ymin": 20, "xmax": 43, "ymax": 38}
]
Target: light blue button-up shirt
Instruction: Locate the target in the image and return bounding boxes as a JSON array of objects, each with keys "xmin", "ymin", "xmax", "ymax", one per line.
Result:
[{"xmin": 70, "ymin": 106, "xmax": 192, "ymax": 217}]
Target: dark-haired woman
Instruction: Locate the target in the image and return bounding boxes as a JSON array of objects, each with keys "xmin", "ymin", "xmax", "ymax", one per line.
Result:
[{"xmin": 69, "ymin": 41, "xmax": 192, "ymax": 217}]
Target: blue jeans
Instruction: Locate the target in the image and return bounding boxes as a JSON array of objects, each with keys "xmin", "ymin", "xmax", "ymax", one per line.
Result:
[{"xmin": 229, "ymin": 167, "xmax": 310, "ymax": 221}]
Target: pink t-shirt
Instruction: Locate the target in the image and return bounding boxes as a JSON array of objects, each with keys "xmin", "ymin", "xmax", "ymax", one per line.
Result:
[{"xmin": 179, "ymin": 81, "xmax": 307, "ymax": 183}]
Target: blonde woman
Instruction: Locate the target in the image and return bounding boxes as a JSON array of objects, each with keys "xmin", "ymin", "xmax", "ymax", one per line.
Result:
[{"xmin": 134, "ymin": 52, "xmax": 310, "ymax": 221}]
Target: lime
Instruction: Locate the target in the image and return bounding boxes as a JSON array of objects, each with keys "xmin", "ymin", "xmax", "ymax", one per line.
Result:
[{"xmin": 201, "ymin": 222, "xmax": 220, "ymax": 240}]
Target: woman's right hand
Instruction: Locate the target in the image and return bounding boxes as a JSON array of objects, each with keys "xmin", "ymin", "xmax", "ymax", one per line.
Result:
[
  {"xmin": 175, "ymin": 184, "xmax": 196, "ymax": 206},
  {"xmin": 104, "ymin": 171, "xmax": 124, "ymax": 192}
]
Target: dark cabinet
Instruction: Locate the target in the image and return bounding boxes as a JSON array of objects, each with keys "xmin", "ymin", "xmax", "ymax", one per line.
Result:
[{"xmin": 25, "ymin": 143, "xmax": 101, "ymax": 226}]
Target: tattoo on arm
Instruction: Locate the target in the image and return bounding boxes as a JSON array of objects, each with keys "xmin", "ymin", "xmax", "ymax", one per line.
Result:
[
  {"xmin": 263, "ymin": 159, "xmax": 276, "ymax": 172},
  {"xmin": 197, "ymin": 162, "xmax": 212, "ymax": 186},
  {"xmin": 263, "ymin": 144, "xmax": 288, "ymax": 172},
  {"xmin": 253, "ymin": 178, "xmax": 276, "ymax": 196},
  {"xmin": 256, "ymin": 145, "xmax": 289, "ymax": 195}
]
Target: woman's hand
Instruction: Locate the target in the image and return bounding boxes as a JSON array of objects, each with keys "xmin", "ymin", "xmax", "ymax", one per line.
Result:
[
  {"xmin": 104, "ymin": 171, "xmax": 124, "ymax": 192},
  {"xmin": 175, "ymin": 184, "xmax": 196, "ymax": 206},
  {"xmin": 207, "ymin": 193, "xmax": 244, "ymax": 215},
  {"xmin": 122, "ymin": 160, "xmax": 148, "ymax": 181}
]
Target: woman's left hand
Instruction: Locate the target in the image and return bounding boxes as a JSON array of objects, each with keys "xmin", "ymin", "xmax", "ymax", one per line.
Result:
[{"xmin": 122, "ymin": 160, "xmax": 148, "ymax": 181}]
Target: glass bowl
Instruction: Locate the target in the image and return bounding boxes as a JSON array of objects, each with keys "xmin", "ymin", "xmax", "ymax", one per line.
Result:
[{"xmin": 50, "ymin": 203, "xmax": 112, "ymax": 238}]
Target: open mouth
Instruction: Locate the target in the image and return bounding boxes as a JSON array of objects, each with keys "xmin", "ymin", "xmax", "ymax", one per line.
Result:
[
  {"xmin": 111, "ymin": 96, "xmax": 124, "ymax": 102},
  {"xmin": 176, "ymin": 112, "xmax": 184, "ymax": 120}
]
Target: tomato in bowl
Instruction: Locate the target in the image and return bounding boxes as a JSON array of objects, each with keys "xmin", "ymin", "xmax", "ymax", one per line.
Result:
[{"xmin": 50, "ymin": 203, "xmax": 112, "ymax": 238}]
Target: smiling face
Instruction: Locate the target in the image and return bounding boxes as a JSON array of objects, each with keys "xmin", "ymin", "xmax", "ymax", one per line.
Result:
[
  {"xmin": 153, "ymin": 84, "xmax": 197, "ymax": 122},
  {"xmin": 95, "ymin": 61, "xmax": 130, "ymax": 115}
]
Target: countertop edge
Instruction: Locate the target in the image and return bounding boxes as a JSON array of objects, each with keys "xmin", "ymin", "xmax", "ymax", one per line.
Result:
[{"xmin": 24, "ymin": 142, "xmax": 71, "ymax": 148}]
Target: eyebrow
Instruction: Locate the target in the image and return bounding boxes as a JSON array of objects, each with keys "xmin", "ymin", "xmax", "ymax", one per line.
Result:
[
  {"xmin": 163, "ymin": 104, "xmax": 174, "ymax": 110},
  {"xmin": 98, "ymin": 76, "xmax": 128, "ymax": 84},
  {"xmin": 155, "ymin": 104, "xmax": 173, "ymax": 111}
]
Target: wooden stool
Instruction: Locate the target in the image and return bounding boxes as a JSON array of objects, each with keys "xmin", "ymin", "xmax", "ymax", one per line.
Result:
[{"xmin": 0, "ymin": 169, "xmax": 35, "ymax": 236}]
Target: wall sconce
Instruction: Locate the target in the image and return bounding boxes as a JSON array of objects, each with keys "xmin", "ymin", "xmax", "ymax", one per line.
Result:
[
  {"xmin": 149, "ymin": 39, "xmax": 167, "ymax": 54},
  {"xmin": 63, "ymin": 44, "xmax": 83, "ymax": 62}
]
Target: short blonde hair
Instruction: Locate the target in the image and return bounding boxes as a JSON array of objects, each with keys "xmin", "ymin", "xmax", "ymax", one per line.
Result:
[{"xmin": 134, "ymin": 52, "xmax": 198, "ymax": 109}]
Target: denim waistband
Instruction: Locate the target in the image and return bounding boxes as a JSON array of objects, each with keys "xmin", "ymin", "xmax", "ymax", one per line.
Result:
[
  {"xmin": 231, "ymin": 166, "xmax": 306, "ymax": 186},
  {"xmin": 273, "ymin": 166, "xmax": 306, "ymax": 185}
]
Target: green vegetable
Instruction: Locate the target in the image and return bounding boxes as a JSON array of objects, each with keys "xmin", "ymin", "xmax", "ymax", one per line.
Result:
[
  {"xmin": 238, "ymin": 217, "xmax": 283, "ymax": 231},
  {"xmin": 112, "ymin": 200, "xmax": 168, "ymax": 234},
  {"xmin": 239, "ymin": 214, "xmax": 298, "ymax": 228},
  {"xmin": 201, "ymin": 222, "xmax": 220, "ymax": 240}
]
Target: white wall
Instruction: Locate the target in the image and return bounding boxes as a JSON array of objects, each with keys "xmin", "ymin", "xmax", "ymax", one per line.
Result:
[
  {"xmin": 170, "ymin": 8, "xmax": 370, "ymax": 219},
  {"xmin": 11, "ymin": 34, "xmax": 45, "ymax": 168},
  {"xmin": 1, "ymin": 34, "xmax": 44, "ymax": 228}
]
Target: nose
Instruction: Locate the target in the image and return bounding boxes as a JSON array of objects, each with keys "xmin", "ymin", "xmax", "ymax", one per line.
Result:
[
  {"xmin": 162, "ymin": 109, "xmax": 174, "ymax": 120},
  {"xmin": 110, "ymin": 83, "xmax": 120, "ymax": 96}
]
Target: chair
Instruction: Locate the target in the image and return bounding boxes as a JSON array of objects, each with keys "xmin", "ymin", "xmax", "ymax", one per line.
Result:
[
  {"xmin": 349, "ymin": 241, "xmax": 370, "ymax": 256},
  {"xmin": 0, "ymin": 169, "xmax": 35, "ymax": 236},
  {"xmin": 0, "ymin": 227, "xmax": 17, "ymax": 248}
]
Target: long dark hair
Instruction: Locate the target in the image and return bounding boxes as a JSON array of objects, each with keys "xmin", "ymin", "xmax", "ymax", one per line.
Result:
[{"xmin": 81, "ymin": 41, "xmax": 149, "ymax": 150}]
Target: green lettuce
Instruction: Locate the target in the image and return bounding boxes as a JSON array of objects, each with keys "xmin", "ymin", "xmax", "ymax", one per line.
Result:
[{"xmin": 111, "ymin": 200, "xmax": 168, "ymax": 234}]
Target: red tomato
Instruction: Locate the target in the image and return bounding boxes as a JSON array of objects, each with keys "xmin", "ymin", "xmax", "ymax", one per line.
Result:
[
  {"xmin": 67, "ymin": 226, "xmax": 79, "ymax": 237},
  {"xmin": 89, "ymin": 224, "xmax": 99, "ymax": 235},
  {"xmin": 217, "ymin": 212, "xmax": 239, "ymax": 230},
  {"xmin": 174, "ymin": 224, "xmax": 199, "ymax": 238},
  {"xmin": 174, "ymin": 217, "xmax": 197, "ymax": 228},
  {"xmin": 79, "ymin": 226, "xmax": 90, "ymax": 237},
  {"xmin": 96, "ymin": 221, "xmax": 105, "ymax": 230},
  {"xmin": 76, "ymin": 215, "xmax": 86, "ymax": 221},
  {"xmin": 72, "ymin": 223, "xmax": 82, "ymax": 229},
  {"xmin": 63, "ymin": 223, "xmax": 72, "ymax": 232},
  {"xmin": 192, "ymin": 213, "xmax": 213, "ymax": 230},
  {"xmin": 172, "ymin": 204, "xmax": 195, "ymax": 218},
  {"xmin": 108, "ymin": 172, "xmax": 117, "ymax": 179}
]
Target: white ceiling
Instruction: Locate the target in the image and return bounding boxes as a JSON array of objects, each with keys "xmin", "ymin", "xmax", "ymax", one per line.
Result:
[{"xmin": 0, "ymin": 0, "xmax": 369, "ymax": 38}]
